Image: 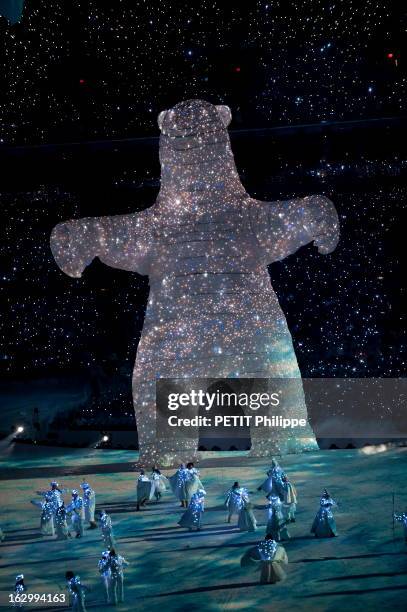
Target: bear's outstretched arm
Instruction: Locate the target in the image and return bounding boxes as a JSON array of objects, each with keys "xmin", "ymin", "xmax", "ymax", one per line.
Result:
[
  {"xmin": 50, "ymin": 211, "xmax": 153, "ymax": 278},
  {"xmin": 250, "ymin": 195, "xmax": 339, "ymax": 263}
]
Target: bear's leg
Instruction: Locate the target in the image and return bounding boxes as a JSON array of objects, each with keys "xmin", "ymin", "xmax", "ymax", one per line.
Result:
[
  {"xmin": 246, "ymin": 378, "xmax": 318, "ymax": 456},
  {"xmin": 133, "ymin": 379, "xmax": 200, "ymax": 467}
]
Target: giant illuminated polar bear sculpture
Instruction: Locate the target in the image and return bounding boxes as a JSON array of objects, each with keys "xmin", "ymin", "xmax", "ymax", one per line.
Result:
[{"xmin": 50, "ymin": 99, "xmax": 339, "ymax": 464}]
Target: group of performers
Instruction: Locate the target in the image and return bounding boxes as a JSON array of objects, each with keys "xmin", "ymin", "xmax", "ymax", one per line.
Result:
[
  {"xmin": 220, "ymin": 460, "xmax": 337, "ymax": 584},
  {"xmin": 30, "ymin": 481, "xmax": 97, "ymax": 539},
  {"xmin": 137, "ymin": 461, "xmax": 207, "ymax": 531},
  {"xmin": 64, "ymin": 547, "xmax": 130, "ymax": 610},
  {"xmin": 166, "ymin": 458, "xmax": 338, "ymax": 584},
  {"xmin": 65, "ymin": 527, "xmax": 128, "ymax": 609},
  {"xmin": 136, "ymin": 467, "xmax": 169, "ymax": 510},
  {"xmin": 135, "ymin": 457, "xmax": 338, "ymax": 585},
  {"xmin": 13, "ymin": 457, "xmax": 407, "ymax": 605},
  {"xmin": 169, "ymin": 463, "xmax": 206, "ymax": 530},
  {"xmin": 96, "ymin": 549, "xmax": 130, "ymax": 606},
  {"xmin": 259, "ymin": 460, "xmax": 338, "ymax": 540},
  {"xmin": 26, "ymin": 479, "xmax": 129, "ymax": 609}
]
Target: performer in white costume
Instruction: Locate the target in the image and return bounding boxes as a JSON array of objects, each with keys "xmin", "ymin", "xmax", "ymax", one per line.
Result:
[
  {"xmin": 14, "ymin": 573, "xmax": 26, "ymax": 608},
  {"xmin": 81, "ymin": 482, "xmax": 97, "ymax": 529},
  {"xmin": 169, "ymin": 464, "xmax": 189, "ymax": 507},
  {"xmin": 66, "ymin": 571, "xmax": 88, "ymax": 611},
  {"xmin": 185, "ymin": 462, "xmax": 205, "ymax": 502},
  {"xmin": 241, "ymin": 534, "xmax": 288, "ymax": 584},
  {"xmin": 50, "ymin": 99, "xmax": 339, "ymax": 465},
  {"xmin": 281, "ymin": 474, "xmax": 297, "ymax": 523},
  {"xmin": 36, "ymin": 481, "xmax": 65, "ymax": 532},
  {"xmin": 107, "ymin": 549, "xmax": 129, "ymax": 605},
  {"xmin": 31, "ymin": 493, "xmax": 55, "ymax": 536},
  {"xmin": 394, "ymin": 511, "xmax": 407, "ymax": 543},
  {"xmin": 149, "ymin": 468, "xmax": 168, "ymax": 501},
  {"xmin": 98, "ymin": 551, "xmax": 111, "ymax": 604},
  {"xmin": 224, "ymin": 482, "xmax": 246, "ymax": 523},
  {"xmin": 55, "ymin": 503, "xmax": 71, "ymax": 540},
  {"xmin": 178, "ymin": 489, "xmax": 206, "ymax": 531},
  {"xmin": 66, "ymin": 490, "xmax": 84, "ymax": 538},
  {"xmin": 136, "ymin": 470, "xmax": 154, "ymax": 511},
  {"xmin": 238, "ymin": 491, "xmax": 257, "ymax": 532},
  {"xmin": 99, "ymin": 509, "xmax": 115, "ymax": 549},
  {"xmin": 266, "ymin": 495, "xmax": 290, "ymax": 541},
  {"xmin": 36, "ymin": 481, "xmax": 65, "ymax": 510}
]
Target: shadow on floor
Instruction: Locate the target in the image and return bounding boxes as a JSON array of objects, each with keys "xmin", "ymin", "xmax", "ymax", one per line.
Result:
[
  {"xmin": 299, "ymin": 585, "xmax": 407, "ymax": 598},
  {"xmin": 293, "ymin": 551, "xmax": 407, "ymax": 563},
  {"xmin": 145, "ymin": 581, "xmax": 262, "ymax": 598},
  {"xmin": 318, "ymin": 570, "xmax": 407, "ymax": 581}
]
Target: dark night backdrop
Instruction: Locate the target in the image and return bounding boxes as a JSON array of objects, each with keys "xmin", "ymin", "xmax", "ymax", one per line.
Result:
[
  {"xmin": 0, "ymin": 1, "xmax": 405, "ymax": 436},
  {"xmin": 0, "ymin": 1, "xmax": 406, "ymax": 143}
]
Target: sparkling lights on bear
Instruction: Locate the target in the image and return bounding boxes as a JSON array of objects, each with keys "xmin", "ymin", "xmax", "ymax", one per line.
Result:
[{"xmin": 50, "ymin": 99, "xmax": 339, "ymax": 464}]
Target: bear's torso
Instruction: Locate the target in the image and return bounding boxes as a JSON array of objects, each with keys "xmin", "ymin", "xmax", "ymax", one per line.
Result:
[{"xmin": 133, "ymin": 196, "xmax": 298, "ymax": 381}]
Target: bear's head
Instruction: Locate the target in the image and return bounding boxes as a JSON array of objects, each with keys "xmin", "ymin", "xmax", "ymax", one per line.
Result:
[
  {"xmin": 157, "ymin": 100, "xmax": 240, "ymax": 191},
  {"xmin": 158, "ymin": 99, "xmax": 231, "ymax": 146}
]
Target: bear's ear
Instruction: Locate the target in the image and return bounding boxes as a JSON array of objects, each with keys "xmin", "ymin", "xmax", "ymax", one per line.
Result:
[
  {"xmin": 157, "ymin": 110, "xmax": 167, "ymax": 131},
  {"xmin": 216, "ymin": 105, "xmax": 232, "ymax": 128}
]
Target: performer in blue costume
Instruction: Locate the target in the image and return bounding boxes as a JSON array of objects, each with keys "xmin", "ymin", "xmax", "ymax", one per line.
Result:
[
  {"xmin": 258, "ymin": 459, "xmax": 286, "ymax": 500},
  {"xmin": 225, "ymin": 482, "xmax": 247, "ymax": 523},
  {"xmin": 394, "ymin": 511, "xmax": 407, "ymax": 544},
  {"xmin": 178, "ymin": 489, "xmax": 206, "ymax": 531},
  {"xmin": 266, "ymin": 495, "xmax": 290, "ymax": 541},
  {"xmin": 238, "ymin": 491, "xmax": 257, "ymax": 532},
  {"xmin": 169, "ymin": 464, "xmax": 189, "ymax": 507},
  {"xmin": 311, "ymin": 489, "xmax": 338, "ymax": 538}
]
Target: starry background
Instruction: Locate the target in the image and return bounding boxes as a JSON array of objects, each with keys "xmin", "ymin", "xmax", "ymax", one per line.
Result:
[
  {"xmin": 0, "ymin": 1, "xmax": 405, "ymax": 431},
  {"xmin": 0, "ymin": 0, "xmax": 406, "ymax": 143}
]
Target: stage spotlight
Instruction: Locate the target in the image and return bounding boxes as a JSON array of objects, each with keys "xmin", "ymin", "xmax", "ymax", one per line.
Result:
[
  {"xmin": 16, "ymin": 426, "xmax": 24, "ymax": 433},
  {"xmin": 102, "ymin": 435, "xmax": 109, "ymax": 442}
]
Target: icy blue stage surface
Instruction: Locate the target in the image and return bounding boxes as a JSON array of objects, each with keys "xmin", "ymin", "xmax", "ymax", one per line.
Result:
[{"xmin": 0, "ymin": 447, "xmax": 406, "ymax": 610}]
